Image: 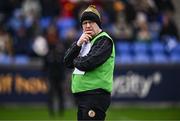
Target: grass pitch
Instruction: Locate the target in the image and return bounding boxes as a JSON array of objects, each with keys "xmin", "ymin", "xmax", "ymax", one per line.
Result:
[{"xmin": 0, "ymin": 105, "xmax": 180, "ymax": 120}]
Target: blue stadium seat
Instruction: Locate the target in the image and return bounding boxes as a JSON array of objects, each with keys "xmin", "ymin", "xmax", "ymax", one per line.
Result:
[
  {"xmin": 152, "ymin": 53, "xmax": 168, "ymax": 63},
  {"xmin": 14, "ymin": 55, "xmax": 30, "ymax": 65},
  {"xmin": 169, "ymin": 43, "xmax": 180, "ymax": 63},
  {"xmin": 116, "ymin": 42, "xmax": 131, "ymax": 55},
  {"xmin": 133, "ymin": 53, "xmax": 150, "ymax": 64},
  {"xmin": 0, "ymin": 54, "xmax": 12, "ymax": 65},
  {"xmin": 133, "ymin": 42, "xmax": 149, "ymax": 54},
  {"xmin": 57, "ymin": 17, "xmax": 76, "ymax": 40},
  {"xmin": 150, "ymin": 42, "xmax": 165, "ymax": 54},
  {"xmin": 40, "ymin": 17, "xmax": 52, "ymax": 29},
  {"xmin": 169, "ymin": 53, "xmax": 180, "ymax": 63},
  {"xmin": 116, "ymin": 53, "xmax": 133, "ymax": 64},
  {"xmin": 171, "ymin": 43, "xmax": 180, "ymax": 54}
]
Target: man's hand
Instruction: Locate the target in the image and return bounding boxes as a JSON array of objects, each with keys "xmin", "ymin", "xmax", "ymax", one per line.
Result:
[{"xmin": 77, "ymin": 31, "xmax": 93, "ymax": 46}]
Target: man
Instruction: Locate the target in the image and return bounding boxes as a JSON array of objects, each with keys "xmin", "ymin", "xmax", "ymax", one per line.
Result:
[
  {"xmin": 45, "ymin": 42, "xmax": 65, "ymax": 116},
  {"xmin": 64, "ymin": 5, "xmax": 115, "ymax": 121},
  {"xmin": 44, "ymin": 25, "xmax": 66, "ymax": 116}
]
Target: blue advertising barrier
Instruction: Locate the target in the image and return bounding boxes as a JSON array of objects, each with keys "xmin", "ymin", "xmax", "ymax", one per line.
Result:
[
  {"xmin": 112, "ymin": 64, "xmax": 180, "ymax": 102},
  {"xmin": 0, "ymin": 66, "xmax": 48, "ymax": 103},
  {"xmin": 0, "ymin": 64, "xmax": 180, "ymax": 103}
]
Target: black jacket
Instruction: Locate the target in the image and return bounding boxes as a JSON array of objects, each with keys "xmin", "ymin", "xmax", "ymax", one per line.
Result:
[
  {"xmin": 64, "ymin": 32, "xmax": 113, "ymax": 72},
  {"xmin": 45, "ymin": 43, "xmax": 65, "ymax": 80}
]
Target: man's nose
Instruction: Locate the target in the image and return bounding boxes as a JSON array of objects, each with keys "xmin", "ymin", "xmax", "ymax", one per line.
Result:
[{"xmin": 86, "ymin": 22, "xmax": 91, "ymax": 27}]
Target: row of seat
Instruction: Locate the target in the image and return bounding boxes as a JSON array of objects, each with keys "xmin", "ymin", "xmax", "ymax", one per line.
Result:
[
  {"xmin": 116, "ymin": 41, "xmax": 180, "ymax": 54},
  {"xmin": 0, "ymin": 54, "xmax": 30, "ymax": 65},
  {"xmin": 0, "ymin": 41, "xmax": 180, "ymax": 65},
  {"xmin": 116, "ymin": 53, "xmax": 180, "ymax": 64},
  {"xmin": 115, "ymin": 42, "xmax": 180, "ymax": 64}
]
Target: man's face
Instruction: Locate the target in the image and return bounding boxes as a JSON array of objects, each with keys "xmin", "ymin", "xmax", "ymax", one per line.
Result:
[{"xmin": 82, "ymin": 20, "xmax": 100, "ymax": 37}]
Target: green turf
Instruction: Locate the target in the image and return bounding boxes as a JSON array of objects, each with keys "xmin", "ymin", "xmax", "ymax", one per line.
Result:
[
  {"xmin": 0, "ymin": 106, "xmax": 76, "ymax": 120},
  {"xmin": 106, "ymin": 107, "xmax": 180, "ymax": 120},
  {"xmin": 0, "ymin": 105, "xmax": 180, "ymax": 120}
]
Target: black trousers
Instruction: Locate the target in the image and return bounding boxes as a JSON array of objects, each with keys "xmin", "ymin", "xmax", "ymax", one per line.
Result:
[
  {"xmin": 74, "ymin": 89, "xmax": 111, "ymax": 121},
  {"xmin": 47, "ymin": 77, "xmax": 64, "ymax": 115}
]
